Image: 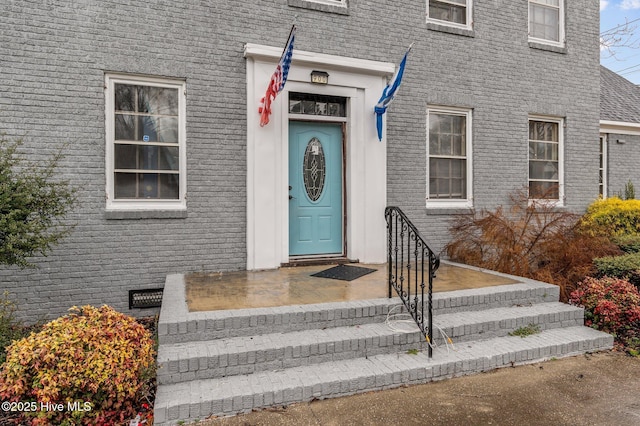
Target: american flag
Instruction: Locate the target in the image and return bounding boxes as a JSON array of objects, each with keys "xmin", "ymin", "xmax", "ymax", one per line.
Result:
[
  {"xmin": 259, "ymin": 25, "xmax": 296, "ymax": 127},
  {"xmin": 374, "ymin": 44, "xmax": 413, "ymax": 141}
]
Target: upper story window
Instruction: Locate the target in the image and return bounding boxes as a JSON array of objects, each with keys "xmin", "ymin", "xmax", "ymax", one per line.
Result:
[
  {"xmin": 427, "ymin": 0, "xmax": 472, "ymax": 30},
  {"xmin": 105, "ymin": 74, "xmax": 186, "ymax": 211},
  {"xmin": 427, "ymin": 106, "xmax": 473, "ymax": 208},
  {"xmin": 528, "ymin": 116, "xmax": 564, "ymax": 204},
  {"xmin": 288, "ymin": 0, "xmax": 348, "ymax": 15},
  {"xmin": 528, "ymin": 0, "xmax": 564, "ymax": 47}
]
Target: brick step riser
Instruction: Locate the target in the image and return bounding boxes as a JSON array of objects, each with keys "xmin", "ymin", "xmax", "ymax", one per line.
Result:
[
  {"xmin": 157, "ymin": 308, "xmax": 583, "ymax": 385},
  {"xmin": 154, "ymin": 330, "xmax": 613, "ymax": 424},
  {"xmin": 159, "ymin": 285, "xmax": 560, "ymax": 345}
]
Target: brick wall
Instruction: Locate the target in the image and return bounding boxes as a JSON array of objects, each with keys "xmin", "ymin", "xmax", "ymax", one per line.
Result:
[
  {"xmin": 1, "ymin": 0, "xmax": 600, "ymax": 320},
  {"xmin": 606, "ymin": 133, "xmax": 640, "ymax": 197}
]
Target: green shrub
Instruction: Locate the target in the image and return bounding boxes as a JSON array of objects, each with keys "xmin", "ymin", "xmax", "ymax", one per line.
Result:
[
  {"xmin": 593, "ymin": 252, "xmax": 640, "ymax": 289},
  {"xmin": 581, "ymin": 197, "xmax": 640, "ymax": 237},
  {"xmin": 0, "ymin": 135, "xmax": 77, "ymax": 268},
  {"xmin": 0, "ymin": 305, "xmax": 155, "ymax": 425},
  {"xmin": 612, "ymin": 234, "xmax": 640, "ymax": 253},
  {"xmin": 0, "ymin": 291, "xmax": 20, "ymax": 365},
  {"xmin": 569, "ymin": 276, "xmax": 640, "ymax": 354}
]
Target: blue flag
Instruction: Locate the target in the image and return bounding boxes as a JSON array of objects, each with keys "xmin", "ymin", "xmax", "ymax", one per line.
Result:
[{"xmin": 375, "ymin": 44, "xmax": 412, "ymax": 141}]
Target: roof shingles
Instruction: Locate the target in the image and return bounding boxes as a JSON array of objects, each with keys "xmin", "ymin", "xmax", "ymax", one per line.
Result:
[{"xmin": 601, "ymin": 65, "xmax": 640, "ymax": 124}]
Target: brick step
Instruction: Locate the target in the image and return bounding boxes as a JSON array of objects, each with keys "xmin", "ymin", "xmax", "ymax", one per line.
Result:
[
  {"xmin": 156, "ymin": 302, "xmax": 582, "ymax": 385},
  {"xmin": 153, "ymin": 326, "xmax": 613, "ymax": 425},
  {"xmin": 158, "ymin": 274, "xmax": 559, "ymax": 344}
]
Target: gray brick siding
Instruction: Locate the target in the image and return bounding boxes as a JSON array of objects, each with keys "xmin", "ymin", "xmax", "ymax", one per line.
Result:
[
  {"xmin": 606, "ymin": 133, "xmax": 640, "ymax": 197},
  {"xmin": 1, "ymin": 0, "xmax": 600, "ymax": 320}
]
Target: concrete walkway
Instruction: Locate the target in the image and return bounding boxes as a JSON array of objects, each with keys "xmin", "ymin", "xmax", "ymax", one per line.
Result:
[{"xmin": 196, "ymin": 351, "xmax": 640, "ymax": 426}]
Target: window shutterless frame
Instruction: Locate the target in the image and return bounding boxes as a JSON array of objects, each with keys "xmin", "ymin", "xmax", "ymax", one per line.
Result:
[
  {"xmin": 105, "ymin": 74, "xmax": 187, "ymax": 211},
  {"xmin": 528, "ymin": 115, "xmax": 564, "ymax": 205},
  {"xmin": 426, "ymin": 106, "xmax": 473, "ymax": 208},
  {"xmin": 426, "ymin": 0, "xmax": 473, "ymax": 30},
  {"xmin": 528, "ymin": 0, "xmax": 564, "ymax": 47}
]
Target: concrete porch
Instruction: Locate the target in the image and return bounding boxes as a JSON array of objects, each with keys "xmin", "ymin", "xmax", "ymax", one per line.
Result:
[
  {"xmin": 154, "ymin": 261, "xmax": 614, "ymax": 425},
  {"xmin": 184, "ymin": 261, "xmax": 518, "ymax": 312}
]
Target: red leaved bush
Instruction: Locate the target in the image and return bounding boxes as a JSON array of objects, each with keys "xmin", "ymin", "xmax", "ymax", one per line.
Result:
[
  {"xmin": 0, "ymin": 305, "xmax": 155, "ymax": 425},
  {"xmin": 445, "ymin": 189, "xmax": 621, "ymax": 300},
  {"xmin": 570, "ymin": 276, "xmax": 640, "ymax": 352}
]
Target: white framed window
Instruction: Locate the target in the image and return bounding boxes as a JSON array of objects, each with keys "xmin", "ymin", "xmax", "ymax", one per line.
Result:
[
  {"xmin": 288, "ymin": 0, "xmax": 348, "ymax": 13},
  {"xmin": 599, "ymin": 134, "xmax": 607, "ymax": 198},
  {"xmin": 427, "ymin": 106, "xmax": 473, "ymax": 208},
  {"xmin": 427, "ymin": 0, "xmax": 472, "ymax": 30},
  {"xmin": 105, "ymin": 74, "xmax": 186, "ymax": 211},
  {"xmin": 528, "ymin": 0, "xmax": 564, "ymax": 47},
  {"xmin": 528, "ymin": 116, "xmax": 564, "ymax": 204}
]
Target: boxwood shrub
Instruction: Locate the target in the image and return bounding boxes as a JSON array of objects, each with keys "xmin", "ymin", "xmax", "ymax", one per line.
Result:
[{"xmin": 593, "ymin": 252, "xmax": 640, "ymax": 289}]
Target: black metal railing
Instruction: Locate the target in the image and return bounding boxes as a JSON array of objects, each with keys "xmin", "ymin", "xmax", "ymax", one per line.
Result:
[{"xmin": 385, "ymin": 206, "xmax": 440, "ymax": 357}]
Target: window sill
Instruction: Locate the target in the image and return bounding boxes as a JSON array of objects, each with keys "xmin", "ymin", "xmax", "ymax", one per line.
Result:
[
  {"xmin": 425, "ymin": 202, "xmax": 474, "ymax": 215},
  {"xmin": 104, "ymin": 210, "xmax": 188, "ymax": 220},
  {"xmin": 427, "ymin": 22, "xmax": 474, "ymax": 38},
  {"xmin": 288, "ymin": 0, "xmax": 349, "ymax": 15},
  {"xmin": 528, "ymin": 41, "xmax": 567, "ymax": 54}
]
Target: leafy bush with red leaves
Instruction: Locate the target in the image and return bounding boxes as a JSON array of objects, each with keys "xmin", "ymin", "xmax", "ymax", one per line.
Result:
[
  {"xmin": 0, "ymin": 305, "xmax": 155, "ymax": 425},
  {"xmin": 569, "ymin": 276, "xmax": 640, "ymax": 355},
  {"xmin": 445, "ymin": 189, "xmax": 620, "ymax": 300}
]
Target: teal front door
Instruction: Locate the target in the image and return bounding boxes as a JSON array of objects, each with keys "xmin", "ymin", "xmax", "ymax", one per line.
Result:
[{"xmin": 289, "ymin": 121, "xmax": 343, "ymax": 256}]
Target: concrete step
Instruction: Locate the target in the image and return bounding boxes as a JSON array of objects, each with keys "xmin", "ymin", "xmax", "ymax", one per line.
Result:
[
  {"xmin": 158, "ymin": 273, "xmax": 560, "ymax": 344},
  {"xmin": 156, "ymin": 302, "xmax": 583, "ymax": 385},
  {"xmin": 153, "ymin": 326, "xmax": 613, "ymax": 425}
]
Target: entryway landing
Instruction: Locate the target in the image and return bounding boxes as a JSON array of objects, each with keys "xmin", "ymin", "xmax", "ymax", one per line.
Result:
[{"xmin": 185, "ymin": 261, "xmax": 518, "ymax": 312}]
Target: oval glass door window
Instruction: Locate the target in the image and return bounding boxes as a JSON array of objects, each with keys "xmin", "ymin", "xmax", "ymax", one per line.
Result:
[{"xmin": 303, "ymin": 137, "xmax": 326, "ymax": 202}]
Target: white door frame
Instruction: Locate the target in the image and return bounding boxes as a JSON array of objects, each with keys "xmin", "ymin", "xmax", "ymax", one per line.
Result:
[{"xmin": 245, "ymin": 44, "xmax": 394, "ymax": 270}]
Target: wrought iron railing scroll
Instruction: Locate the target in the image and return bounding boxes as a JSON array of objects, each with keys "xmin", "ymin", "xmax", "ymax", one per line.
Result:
[{"xmin": 385, "ymin": 206, "xmax": 440, "ymax": 358}]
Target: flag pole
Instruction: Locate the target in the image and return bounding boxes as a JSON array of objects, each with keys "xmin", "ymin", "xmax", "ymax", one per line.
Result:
[{"xmin": 259, "ymin": 24, "xmax": 297, "ymax": 127}]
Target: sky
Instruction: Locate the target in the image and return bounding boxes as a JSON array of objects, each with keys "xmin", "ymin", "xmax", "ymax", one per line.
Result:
[{"xmin": 601, "ymin": 0, "xmax": 640, "ymax": 84}]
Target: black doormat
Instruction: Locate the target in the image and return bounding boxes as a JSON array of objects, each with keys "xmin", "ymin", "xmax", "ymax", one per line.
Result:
[{"xmin": 311, "ymin": 264, "xmax": 377, "ymax": 281}]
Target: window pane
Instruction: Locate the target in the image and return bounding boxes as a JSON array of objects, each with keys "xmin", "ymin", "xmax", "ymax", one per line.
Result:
[
  {"xmin": 429, "ymin": 158, "xmax": 466, "ymax": 199},
  {"xmin": 115, "ymin": 114, "xmax": 135, "ymax": 140},
  {"xmin": 115, "ymin": 145, "xmax": 179, "ymax": 171},
  {"xmin": 137, "ymin": 86, "xmax": 179, "ymax": 115},
  {"xmin": 430, "ymin": 113, "xmax": 466, "ymax": 156},
  {"xmin": 429, "ymin": 1, "xmax": 466, "ymax": 25},
  {"xmin": 115, "ymin": 84, "xmax": 135, "ymax": 111},
  {"xmin": 159, "ymin": 174, "xmax": 180, "ymax": 199},
  {"xmin": 114, "ymin": 172, "xmax": 179, "ymax": 199},
  {"xmin": 114, "ymin": 172, "xmax": 137, "ymax": 198},
  {"xmin": 530, "ymin": 3, "xmax": 559, "ymax": 42},
  {"xmin": 529, "ymin": 141, "xmax": 558, "ymax": 160},
  {"xmin": 529, "ymin": 181, "xmax": 559, "ymax": 199},
  {"xmin": 114, "ymin": 144, "xmax": 137, "ymax": 169},
  {"xmin": 138, "ymin": 116, "xmax": 179, "ymax": 143},
  {"xmin": 114, "ymin": 115, "xmax": 178, "ymax": 143},
  {"xmin": 529, "ymin": 160, "xmax": 558, "ymax": 180}
]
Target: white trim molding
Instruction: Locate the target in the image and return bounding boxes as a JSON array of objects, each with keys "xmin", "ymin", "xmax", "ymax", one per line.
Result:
[
  {"xmin": 600, "ymin": 120, "xmax": 640, "ymax": 136},
  {"xmin": 104, "ymin": 73, "xmax": 187, "ymax": 212},
  {"xmin": 245, "ymin": 44, "xmax": 392, "ymax": 270},
  {"xmin": 426, "ymin": 105, "xmax": 474, "ymax": 209}
]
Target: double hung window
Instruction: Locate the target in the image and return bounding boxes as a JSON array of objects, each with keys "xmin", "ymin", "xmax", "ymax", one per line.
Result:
[
  {"xmin": 427, "ymin": 0, "xmax": 472, "ymax": 29},
  {"xmin": 105, "ymin": 74, "xmax": 186, "ymax": 211},
  {"xmin": 529, "ymin": 0, "xmax": 564, "ymax": 46},
  {"xmin": 427, "ymin": 107, "xmax": 472, "ymax": 207},
  {"xmin": 528, "ymin": 117, "xmax": 563, "ymax": 202}
]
